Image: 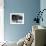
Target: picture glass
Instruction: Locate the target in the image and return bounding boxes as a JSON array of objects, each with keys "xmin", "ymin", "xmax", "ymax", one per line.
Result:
[{"xmin": 10, "ymin": 13, "xmax": 24, "ymax": 24}]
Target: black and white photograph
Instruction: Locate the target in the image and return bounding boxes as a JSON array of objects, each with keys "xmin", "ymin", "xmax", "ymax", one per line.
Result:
[{"xmin": 10, "ymin": 13, "xmax": 24, "ymax": 24}]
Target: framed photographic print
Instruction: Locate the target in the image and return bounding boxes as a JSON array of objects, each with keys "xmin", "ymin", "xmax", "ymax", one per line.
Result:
[{"xmin": 10, "ymin": 13, "xmax": 24, "ymax": 24}]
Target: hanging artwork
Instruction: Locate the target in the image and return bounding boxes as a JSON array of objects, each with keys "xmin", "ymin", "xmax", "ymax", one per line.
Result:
[{"xmin": 10, "ymin": 13, "xmax": 24, "ymax": 24}]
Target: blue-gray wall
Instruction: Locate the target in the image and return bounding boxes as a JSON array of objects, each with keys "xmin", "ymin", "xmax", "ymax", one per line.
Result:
[
  {"xmin": 4, "ymin": 0, "xmax": 40, "ymax": 42},
  {"xmin": 40, "ymin": 0, "xmax": 46, "ymax": 27}
]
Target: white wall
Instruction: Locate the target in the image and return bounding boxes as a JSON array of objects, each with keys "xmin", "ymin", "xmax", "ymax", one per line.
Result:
[{"xmin": 0, "ymin": 0, "xmax": 4, "ymax": 42}]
